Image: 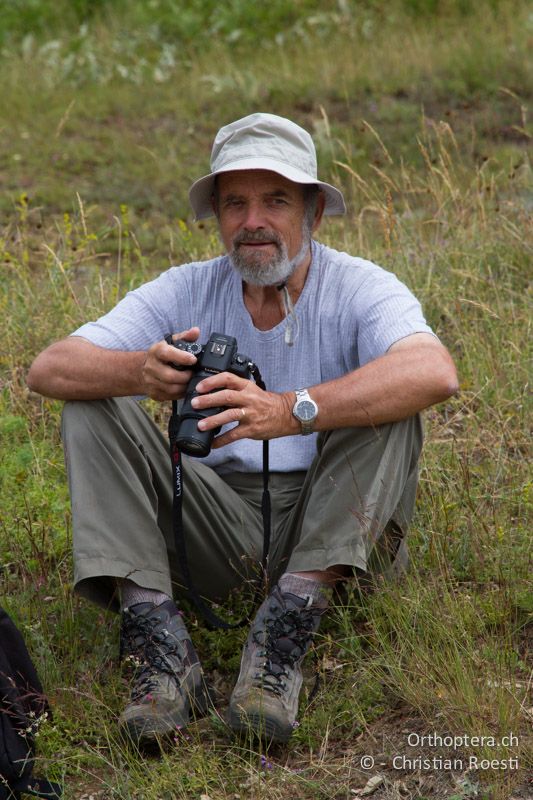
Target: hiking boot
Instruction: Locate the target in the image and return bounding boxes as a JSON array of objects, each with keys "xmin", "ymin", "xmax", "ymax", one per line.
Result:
[
  {"xmin": 118, "ymin": 599, "xmax": 209, "ymax": 743},
  {"xmin": 228, "ymin": 585, "xmax": 324, "ymax": 743}
]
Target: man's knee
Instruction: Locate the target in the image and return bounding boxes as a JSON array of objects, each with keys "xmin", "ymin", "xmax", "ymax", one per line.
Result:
[
  {"xmin": 315, "ymin": 416, "xmax": 423, "ymax": 475},
  {"xmin": 61, "ymin": 397, "xmax": 141, "ymax": 447},
  {"xmin": 62, "ymin": 397, "xmax": 110, "ymax": 436},
  {"xmin": 62, "ymin": 396, "xmax": 123, "ymax": 423},
  {"xmin": 317, "ymin": 414, "xmax": 423, "ymax": 449}
]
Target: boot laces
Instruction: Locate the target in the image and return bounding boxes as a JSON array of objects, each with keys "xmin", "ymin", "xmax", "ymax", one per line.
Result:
[
  {"xmin": 122, "ymin": 611, "xmax": 187, "ymax": 701},
  {"xmin": 252, "ymin": 602, "xmax": 317, "ymax": 697}
]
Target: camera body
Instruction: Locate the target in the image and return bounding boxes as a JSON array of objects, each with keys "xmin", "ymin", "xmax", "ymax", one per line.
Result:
[{"xmin": 165, "ymin": 331, "xmax": 255, "ymax": 457}]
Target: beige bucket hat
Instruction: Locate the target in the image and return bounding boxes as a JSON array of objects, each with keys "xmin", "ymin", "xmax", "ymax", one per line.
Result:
[{"xmin": 188, "ymin": 112, "xmax": 346, "ymax": 220}]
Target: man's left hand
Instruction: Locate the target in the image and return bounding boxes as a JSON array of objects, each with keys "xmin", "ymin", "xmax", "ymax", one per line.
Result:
[{"xmin": 191, "ymin": 372, "xmax": 296, "ymax": 448}]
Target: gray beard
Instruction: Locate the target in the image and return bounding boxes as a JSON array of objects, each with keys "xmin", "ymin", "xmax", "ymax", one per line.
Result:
[{"xmin": 228, "ymin": 225, "xmax": 312, "ymax": 287}]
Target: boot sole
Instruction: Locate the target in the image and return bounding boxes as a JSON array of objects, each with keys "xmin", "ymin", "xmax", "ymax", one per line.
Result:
[
  {"xmin": 120, "ymin": 681, "xmax": 212, "ymax": 745},
  {"xmin": 228, "ymin": 707, "xmax": 292, "ymax": 744}
]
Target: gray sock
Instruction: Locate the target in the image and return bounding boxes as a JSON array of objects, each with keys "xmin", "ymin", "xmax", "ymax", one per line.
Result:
[
  {"xmin": 278, "ymin": 573, "xmax": 330, "ymax": 609},
  {"xmin": 119, "ymin": 579, "xmax": 171, "ymax": 611}
]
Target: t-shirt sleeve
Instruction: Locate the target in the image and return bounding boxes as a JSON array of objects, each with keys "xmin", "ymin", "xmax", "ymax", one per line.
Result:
[
  {"xmin": 71, "ymin": 267, "xmax": 192, "ymax": 350},
  {"xmin": 345, "ymin": 266, "xmax": 436, "ymax": 367}
]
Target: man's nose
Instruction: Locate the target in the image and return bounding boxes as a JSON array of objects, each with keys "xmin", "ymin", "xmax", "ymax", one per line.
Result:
[{"xmin": 241, "ymin": 201, "xmax": 267, "ymax": 230}]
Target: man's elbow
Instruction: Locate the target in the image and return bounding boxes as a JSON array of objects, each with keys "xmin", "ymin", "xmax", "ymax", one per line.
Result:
[
  {"xmin": 26, "ymin": 344, "xmax": 66, "ymax": 397},
  {"xmin": 438, "ymin": 372, "xmax": 459, "ymax": 403},
  {"xmin": 433, "ymin": 354, "xmax": 459, "ymax": 403},
  {"xmin": 26, "ymin": 354, "xmax": 50, "ymax": 395}
]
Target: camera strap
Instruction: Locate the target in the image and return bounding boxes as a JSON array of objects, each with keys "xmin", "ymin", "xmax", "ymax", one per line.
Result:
[{"xmin": 168, "ymin": 392, "xmax": 271, "ymax": 630}]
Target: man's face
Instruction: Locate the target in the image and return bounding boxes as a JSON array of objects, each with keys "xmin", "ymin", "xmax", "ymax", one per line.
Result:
[{"xmin": 215, "ymin": 169, "xmax": 318, "ymax": 286}]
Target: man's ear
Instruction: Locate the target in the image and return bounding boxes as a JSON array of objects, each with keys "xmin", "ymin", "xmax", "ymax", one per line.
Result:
[
  {"xmin": 211, "ymin": 194, "xmax": 219, "ymax": 218},
  {"xmin": 312, "ymin": 190, "xmax": 326, "ymax": 232}
]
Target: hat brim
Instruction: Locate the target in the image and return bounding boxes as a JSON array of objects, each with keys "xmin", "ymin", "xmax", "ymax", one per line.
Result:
[{"xmin": 188, "ymin": 157, "xmax": 346, "ymax": 220}]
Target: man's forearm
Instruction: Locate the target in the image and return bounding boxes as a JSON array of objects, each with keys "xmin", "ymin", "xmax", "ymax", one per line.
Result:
[
  {"xmin": 27, "ymin": 338, "xmax": 146, "ymax": 400},
  {"xmin": 192, "ymin": 335, "xmax": 458, "ymax": 448},
  {"xmin": 308, "ymin": 339, "xmax": 458, "ymax": 432}
]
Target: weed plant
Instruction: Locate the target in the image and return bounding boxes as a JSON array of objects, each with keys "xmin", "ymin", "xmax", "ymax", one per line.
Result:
[{"xmin": 0, "ymin": 1, "xmax": 531, "ymax": 798}]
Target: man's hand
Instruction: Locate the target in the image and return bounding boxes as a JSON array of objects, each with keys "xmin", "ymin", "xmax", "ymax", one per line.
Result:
[
  {"xmin": 190, "ymin": 372, "xmax": 297, "ymax": 448},
  {"xmin": 141, "ymin": 327, "xmax": 200, "ymax": 401}
]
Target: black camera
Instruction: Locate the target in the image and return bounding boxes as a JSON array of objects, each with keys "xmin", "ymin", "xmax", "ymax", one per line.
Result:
[{"xmin": 165, "ymin": 331, "xmax": 256, "ymax": 457}]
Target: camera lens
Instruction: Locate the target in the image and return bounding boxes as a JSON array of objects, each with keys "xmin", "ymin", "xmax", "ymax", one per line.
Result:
[
  {"xmin": 176, "ymin": 417, "xmax": 212, "ymax": 458},
  {"xmin": 178, "ymin": 438, "xmax": 208, "ymax": 456}
]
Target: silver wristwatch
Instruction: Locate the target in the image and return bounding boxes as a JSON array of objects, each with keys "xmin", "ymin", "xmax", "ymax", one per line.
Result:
[{"xmin": 292, "ymin": 388, "xmax": 318, "ymax": 435}]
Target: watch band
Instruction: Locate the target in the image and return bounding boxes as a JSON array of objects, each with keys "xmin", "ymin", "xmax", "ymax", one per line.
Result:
[{"xmin": 293, "ymin": 388, "xmax": 318, "ymax": 436}]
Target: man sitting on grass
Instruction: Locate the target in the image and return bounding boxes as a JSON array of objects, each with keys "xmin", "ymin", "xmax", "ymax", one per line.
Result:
[{"xmin": 27, "ymin": 112, "xmax": 458, "ymax": 745}]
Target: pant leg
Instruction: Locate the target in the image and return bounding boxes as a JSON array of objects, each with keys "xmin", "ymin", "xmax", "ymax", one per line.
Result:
[
  {"xmin": 273, "ymin": 416, "xmax": 423, "ymax": 580},
  {"xmin": 63, "ymin": 399, "xmax": 422, "ymax": 609},
  {"xmin": 61, "ymin": 397, "xmax": 266, "ymax": 611}
]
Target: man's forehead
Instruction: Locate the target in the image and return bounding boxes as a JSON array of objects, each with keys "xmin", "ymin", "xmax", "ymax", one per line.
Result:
[{"xmin": 217, "ymin": 169, "xmax": 304, "ymax": 196}]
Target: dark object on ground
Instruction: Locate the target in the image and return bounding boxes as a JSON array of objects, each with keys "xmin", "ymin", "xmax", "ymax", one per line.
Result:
[{"xmin": 0, "ymin": 606, "xmax": 62, "ymax": 799}]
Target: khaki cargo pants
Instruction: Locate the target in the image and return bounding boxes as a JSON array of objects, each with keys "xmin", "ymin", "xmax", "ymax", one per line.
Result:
[{"xmin": 61, "ymin": 398, "xmax": 423, "ymax": 611}]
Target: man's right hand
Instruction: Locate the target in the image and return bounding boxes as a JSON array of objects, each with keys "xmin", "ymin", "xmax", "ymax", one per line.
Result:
[{"xmin": 141, "ymin": 327, "xmax": 200, "ymax": 401}]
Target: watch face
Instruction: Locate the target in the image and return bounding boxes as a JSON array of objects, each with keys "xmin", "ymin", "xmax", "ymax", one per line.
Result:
[{"xmin": 297, "ymin": 400, "xmax": 316, "ymax": 421}]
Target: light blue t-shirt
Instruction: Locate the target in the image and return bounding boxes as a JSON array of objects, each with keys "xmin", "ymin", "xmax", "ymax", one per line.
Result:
[{"xmin": 73, "ymin": 241, "xmax": 434, "ymax": 474}]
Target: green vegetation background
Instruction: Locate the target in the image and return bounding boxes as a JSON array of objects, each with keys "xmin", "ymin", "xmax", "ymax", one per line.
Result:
[{"xmin": 0, "ymin": 1, "xmax": 531, "ymax": 798}]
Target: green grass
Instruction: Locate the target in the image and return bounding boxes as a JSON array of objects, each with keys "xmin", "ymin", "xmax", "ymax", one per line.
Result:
[{"xmin": 1, "ymin": 1, "xmax": 532, "ymax": 798}]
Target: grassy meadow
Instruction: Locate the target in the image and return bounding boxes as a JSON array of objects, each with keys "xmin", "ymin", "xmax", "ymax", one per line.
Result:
[{"xmin": 0, "ymin": 1, "xmax": 531, "ymax": 798}]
